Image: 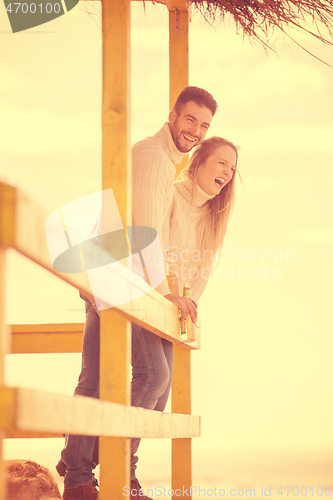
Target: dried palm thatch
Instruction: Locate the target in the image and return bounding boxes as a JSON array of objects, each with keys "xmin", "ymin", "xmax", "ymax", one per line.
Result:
[{"xmin": 191, "ymin": 0, "xmax": 333, "ymax": 62}]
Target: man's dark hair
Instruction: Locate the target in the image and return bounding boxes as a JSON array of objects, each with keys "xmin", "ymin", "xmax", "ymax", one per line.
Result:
[{"xmin": 173, "ymin": 86, "xmax": 218, "ymax": 116}]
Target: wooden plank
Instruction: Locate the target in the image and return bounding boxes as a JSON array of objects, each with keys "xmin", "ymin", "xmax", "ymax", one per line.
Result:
[
  {"xmin": 169, "ymin": 3, "xmax": 193, "ymax": 496},
  {"xmin": 0, "ymin": 184, "xmax": 15, "ymax": 249},
  {"xmin": 10, "ymin": 323, "xmax": 84, "ymax": 334},
  {"xmin": 101, "ymin": 0, "xmax": 131, "ymax": 218},
  {"xmin": 10, "ymin": 323, "xmax": 83, "ymax": 353},
  {"xmin": 0, "ymin": 387, "xmax": 16, "ymax": 430},
  {"xmin": 172, "ymin": 345, "xmax": 192, "ymax": 498},
  {"xmin": 172, "ymin": 345, "xmax": 191, "ymax": 415},
  {"xmin": 9, "ymin": 317, "xmax": 200, "ymax": 354},
  {"xmin": 0, "ymin": 251, "xmax": 7, "ymax": 386},
  {"xmin": 0, "ymin": 440, "xmax": 3, "ymax": 500},
  {"xmin": 0, "ymin": 248, "xmax": 7, "ymax": 500},
  {"xmin": 0, "ymin": 181, "xmax": 95, "ymax": 301},
  {"xmin": 172, "ymin": 438, "xmax": 192, "ymax": 496},
  {"xmin": 100, "ymin": 313, "xmax": 131, "ymax": 406},
  {"xmin": 9, "ymin": 323, "xmax": 80, "ymax": 353},
  {"xmin": 9, "ymin": 317, "xmax": 199, "ymax": 357},
  {"xmin": 10, "ymin": 332, "xmax": 82, "ymax": 354},
  {"xmin": 169, "ymin": 9, "xmax": 189, "ymax": 110},
  {"xmin": 101, "ymin": 0, "xmax": 131, "ymax": 494},
  {"xmin": 100, "ymin": 312, "xmax": 131, "ymax": 498},
  {"xmin": 169, "ymin": 8, "xmax": 189, "ymax": 177},
  {"xmin": 164, "ymin": 0, "xmax": 189, "ymax": 11},
  {"xmin": 0, "ymin": 181, "xmax": 199, "ymax": 348},
  {"xmin": 5, "ymin": 430, "xmax": 62, "ymax": 439},
  {"xmin": 0, "ymin": 387, "xmax": 200, "ymax": 439}
]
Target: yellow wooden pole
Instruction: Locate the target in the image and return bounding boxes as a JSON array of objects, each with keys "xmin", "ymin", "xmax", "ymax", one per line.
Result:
[
  {"xmin": 169, "ymin": 6, "xmax": 193, "ymax": 498},
  {"xmin": 169, "ymin": 8, "xmax": 189, "ymax": 110},
  {"xmin": 0, "ymin": 248, "xmax": 7, "ymax": 500},
  {"xmin": 169, "ymin": 7, "xmax": 189, "ymax": 178},
  {"xmin": 0, "ymin": 184, "xmax": 13, "ymax": 500},
  {"xmin": 99, "ymin": 313, "xmax": 131, "ymax": 500},
  {"xmin": 172, "ymin": 344, "xmax": 192, "ymax": 499},
  {"xmin": 100, "ymin": 0, "xmax": 131, "ymax": 497},
  {"xmin": 101, "ymin": 0, "xmax": 131, "ymax": 225}
]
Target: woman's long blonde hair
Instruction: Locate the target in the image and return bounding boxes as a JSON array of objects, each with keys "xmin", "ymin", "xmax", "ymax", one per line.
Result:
[{"xmin": 185, "ymin": 136, "xmax": 239, "ymax": 257}]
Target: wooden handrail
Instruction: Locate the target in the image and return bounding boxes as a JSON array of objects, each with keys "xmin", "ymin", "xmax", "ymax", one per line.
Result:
[
  {"xmin": 0, "ymin": 181, "xmax": 199, "ymax": 348},
  {"xmin": 0, "ymin": 387, "xmax": 200, "ymax": 439},
  {"xmin": 9, "ymin": 321, "xmax": 200, "ymax": 353}
]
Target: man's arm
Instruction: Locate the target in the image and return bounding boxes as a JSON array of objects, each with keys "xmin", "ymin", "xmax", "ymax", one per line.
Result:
[
  {"xmin": 132, "ymin": 146, "xmax": 198, "ymax": 323},
  {"xmin": 132, "ymin": 148, "xmax": 174, "ymax": 296}
]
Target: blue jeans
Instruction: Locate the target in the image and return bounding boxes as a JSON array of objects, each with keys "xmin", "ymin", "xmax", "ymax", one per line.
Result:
[{"xmin": 60, "ymin": 302, "xmax": 173, "ymax": 488}]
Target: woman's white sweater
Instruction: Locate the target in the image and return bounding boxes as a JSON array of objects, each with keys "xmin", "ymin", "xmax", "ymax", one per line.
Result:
[{"xmin": 169, "ymin": 170, "xmax": 215, "ymax": 305}]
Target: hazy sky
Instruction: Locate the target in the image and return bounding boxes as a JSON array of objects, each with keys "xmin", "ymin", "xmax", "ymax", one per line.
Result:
[{"xmin": 1, "ymin": 0, "xmax": 333, "ymax": 454}]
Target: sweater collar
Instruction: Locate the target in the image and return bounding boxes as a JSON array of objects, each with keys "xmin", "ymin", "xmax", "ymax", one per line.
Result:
[
  {"xmin": 175, "ymin": 169, "xmax": 216, "ymax": 208},
  {"xmin": 155, "ymin": 123, "xmax": 187, "ymax": 165}
]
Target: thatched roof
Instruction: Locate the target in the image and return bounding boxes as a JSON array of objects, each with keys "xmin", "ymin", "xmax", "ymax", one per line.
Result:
[{"xmin": 191, "ymin": 0, "xmax": 333, "ymax": 62}]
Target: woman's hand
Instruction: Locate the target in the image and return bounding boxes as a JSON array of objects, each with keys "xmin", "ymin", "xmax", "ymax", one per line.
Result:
[{"xmin": 164, "ymin": 294, "xmax": 198, "ymax": 324}]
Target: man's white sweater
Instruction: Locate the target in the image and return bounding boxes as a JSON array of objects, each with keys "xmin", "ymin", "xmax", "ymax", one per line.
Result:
[{"xmin": 132, "ymin": 122, "xmax": 186, "ymax": 296}]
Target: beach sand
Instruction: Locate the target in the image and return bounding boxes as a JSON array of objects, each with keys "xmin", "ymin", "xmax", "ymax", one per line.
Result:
[{"xmin": 3, "ymin": 439, "xmax": 332, "ymax": 499}]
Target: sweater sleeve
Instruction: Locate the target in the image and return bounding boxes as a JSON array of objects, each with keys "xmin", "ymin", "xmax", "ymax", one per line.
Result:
[{"xmin": 132, "ymin": 148, "xmax": 174, "ymax": 297}]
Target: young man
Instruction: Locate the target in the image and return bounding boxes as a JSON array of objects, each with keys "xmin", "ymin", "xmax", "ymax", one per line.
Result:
[{"xmin": 57, "ymin": 86, "xmax": 218, "ymax": 500}]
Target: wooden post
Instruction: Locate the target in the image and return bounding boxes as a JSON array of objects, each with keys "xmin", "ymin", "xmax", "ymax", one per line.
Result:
[
  {"xmin": 100, "ymin": 0, "xmax": 131, "ymax": 497},
  {"xmin": 172, "ymin": 344, "xmax": 192, "ymax": 499},
  {"xmin": 169, "ymin": 7, "xmax": 189, "ymax": 177},
  {"xmin": 0, "ymin": 248, "xmax": 6, "ymax": 500},
  {"xmin": 169, "ymin": 4, "xmax": 192, "ymax": 498},
  {"xmin": 99, "ymin": 313, "xmax": 131, "ymax": 500},
  {"xmin": 169, "ymin": 8, "xmax": 189, "ymax": 110},
  {"xmin": 0, "ymin": 183, "xmax": 13, "ymax": 500}
]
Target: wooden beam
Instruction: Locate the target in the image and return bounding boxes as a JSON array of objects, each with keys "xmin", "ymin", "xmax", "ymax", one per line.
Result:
[
  {"xmin": 5, "ymin": 430, "xmax": 62, "ymax": 439},
  {"xmin": 164, "ymin": 0, "xmax": 189, "ymax": 11},
  {"xmin": 0, "ymin": 247, "xmax": 8, "ymax": 500},
  {"xmin": 0, "ymin": 252, "xmax": 7, "ymax": 387},
  {"xmin": 0, "ymin": 182, "xmax": 199, "ymax": 348},
  {"xmin": 172, "ymin": 345, "xmax": 192, "ymax": 498},
  {"xmin": 10, "ymin": 323, "xmax": 84, "ymax": 335},
  {"xmin": 0, "ymin": 184, "xmax": 15, "ymax": 249},
  {"xmin": 101, "ymin": 0, "xmax": 131, "ymax": 495},
  {"xmin": 9, "ymin": 319, "xmax": 200, "ymax": 354},
  {"xmin": 10, "ymin": 323, "xmax": 83, "ymax": 353},
  {"xmin": 169, "ymin": 9, "xmax": 189, "ymax": 109},
  {"xmin": 101, "ymin": 0, "xmax": 131, "ymax": 221},
  {"xmin": 169, "ymin": 8, "xmax": 189, "ymax": 177},
  {"xmin": 169, "ymin": 3, "xmax": 193, "ymax": 496},
  {"xmin": 0, "ymin": 181, "xmax": 93, "ymax": 301},
  {"xmin": 0, "ymin": 387, "xmax": 200, "ymax": 439}
]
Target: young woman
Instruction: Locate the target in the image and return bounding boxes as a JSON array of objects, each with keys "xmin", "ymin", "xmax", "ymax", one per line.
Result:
[
  {"xmin": 166, "ymin": 136, "xmax": 238, "ymax": 317},
  {"xmin": 130, "ymin": 137, "xmax": 238, "ymax": 499},
  {"xmin": 57, "ymin": 136, "xmax": 238, "ymax": 500}
]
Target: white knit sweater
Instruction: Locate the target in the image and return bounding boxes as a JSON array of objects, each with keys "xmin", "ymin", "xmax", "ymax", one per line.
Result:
[
  {"xmin": 132, "ymin": 123, "xmax": 216, "ymax": 304},
  {"xmin": 169, "ymin": 170, "xmax": 215, "ymax": 305},
  {"xmin": 132, "ymin": 123, "xmax": 187, "ymax": 296}
]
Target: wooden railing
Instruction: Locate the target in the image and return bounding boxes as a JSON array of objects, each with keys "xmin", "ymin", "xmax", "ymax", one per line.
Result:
[{"xmin": 0, "ymin": 179, "xmax": 200, "ymax": 499}]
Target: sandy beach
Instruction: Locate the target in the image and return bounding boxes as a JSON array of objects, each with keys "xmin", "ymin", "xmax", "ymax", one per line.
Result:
[{"xmin": 3, "ymin": 438, "xmax": 332, "ymax": 499}]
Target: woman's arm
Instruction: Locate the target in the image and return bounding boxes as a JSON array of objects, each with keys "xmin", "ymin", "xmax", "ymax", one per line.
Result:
[{"xmin": 164, "ymin": 293, "xmax": 198, "ymax": 323}]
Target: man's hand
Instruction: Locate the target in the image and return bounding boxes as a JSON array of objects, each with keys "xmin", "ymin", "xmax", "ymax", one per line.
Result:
[{"xmin": 164, "ymin": 294, "xmax": 197, "ymax": 324}]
